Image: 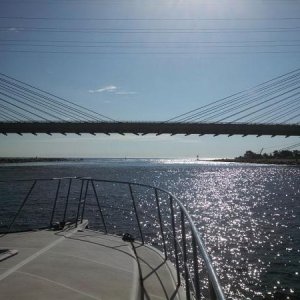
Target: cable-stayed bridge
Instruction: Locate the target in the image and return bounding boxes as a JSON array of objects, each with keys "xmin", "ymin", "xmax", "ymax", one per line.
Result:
[{"xmin": 0, "ymin": 70, "xmax": 299, "ymax": 137}]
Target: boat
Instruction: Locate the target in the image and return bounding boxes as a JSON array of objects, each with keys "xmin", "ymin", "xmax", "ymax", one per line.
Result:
[{"xmin": 0, "ymin": 176, "xmax": 225, "ymax": 299}]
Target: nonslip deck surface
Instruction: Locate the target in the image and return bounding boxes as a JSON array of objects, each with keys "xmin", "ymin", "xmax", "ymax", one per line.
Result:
[{"xmin": 0, "ymin": 226, "xmax": 185, "ymax": 300}]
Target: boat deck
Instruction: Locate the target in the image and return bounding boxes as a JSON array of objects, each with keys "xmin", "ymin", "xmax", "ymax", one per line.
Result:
[{"xmin": 0, "ymin": 223, "xmax": 185, "ymax": 300}]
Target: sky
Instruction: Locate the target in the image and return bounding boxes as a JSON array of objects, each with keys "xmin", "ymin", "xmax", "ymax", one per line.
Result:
[{"xmin": 0, "ymin": 0, "xmax": 299, "ymax": 158}]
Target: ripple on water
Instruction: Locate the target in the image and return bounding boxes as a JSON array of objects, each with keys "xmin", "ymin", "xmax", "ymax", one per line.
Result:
[
  {"xmin": 149, "ymin": 166, "xmax": 300, "ymax": 299},
  {"xmin": 0, "ymin": 163, "xmax": 299, "ymax": 299}
]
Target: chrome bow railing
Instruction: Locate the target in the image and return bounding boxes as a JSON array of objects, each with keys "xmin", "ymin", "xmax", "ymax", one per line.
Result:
[{"xmin": 0, "ymin": 177, "xmax": 225, "ymax": 300}]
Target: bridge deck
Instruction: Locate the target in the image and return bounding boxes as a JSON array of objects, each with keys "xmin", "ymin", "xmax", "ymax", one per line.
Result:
[{"xmin": 0, "ymin": 121, "xmax": 299, "ymax": 136}]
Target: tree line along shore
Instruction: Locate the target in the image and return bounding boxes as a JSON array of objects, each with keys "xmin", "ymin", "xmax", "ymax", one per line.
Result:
[
  {"xmin": 215, "ymin": 149, "xmax": 299, "ymax": 165},
  {"xmin": 0, "ymin": 157, "xmax": 82, "ymax": 164}
]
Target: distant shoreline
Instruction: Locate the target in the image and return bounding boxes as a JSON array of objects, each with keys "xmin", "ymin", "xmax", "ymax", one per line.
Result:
[
  {"xmin": 0, "ymin": 157, "xmax": 83, "ymax": 164},
  {"xmin": 213, "ymin": 158, "xmax": 299, "ymax": 165},
  {"xmin": 0, "ymin": 157, "xmax": 298, "ymax": 166}
]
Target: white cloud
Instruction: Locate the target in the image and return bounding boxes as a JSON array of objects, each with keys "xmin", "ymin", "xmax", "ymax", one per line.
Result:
[
  {"xmin": 7, "ymin": 27, "xmax": 22, "ymax": 33},
  {"xmin": 89, "ymin": 85, "xmax": 137, "ymax": 95},
  {"xmin": 89, "ymin": 85, "xmax": 117, "ymax": 93},
  {"xmin": 115, "ymin": 91, "xmax": 137, "ymax": 95}
]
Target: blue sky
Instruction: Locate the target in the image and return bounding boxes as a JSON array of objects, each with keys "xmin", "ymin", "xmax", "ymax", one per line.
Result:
[{"xmin": 0, "ymin": 0, "xmax": 299, "ymax": 158}]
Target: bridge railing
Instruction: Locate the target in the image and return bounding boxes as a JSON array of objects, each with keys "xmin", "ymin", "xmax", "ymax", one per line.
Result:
[{"xmin": 0, "ymin": 176, "xmax": 225, "ymax": 300}]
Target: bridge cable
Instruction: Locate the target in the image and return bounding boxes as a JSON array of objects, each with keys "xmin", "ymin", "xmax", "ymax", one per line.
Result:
[
  {"xmin": 0, "ymin": 82, "xmax": 98, "ymax": 122},
  {"xmin": 0, "ymin": 103, "xmax": 34, "ymax": 121},
  {"xmin": 279, "ymin": 113, "xmax": 300, "ymax": 124},
  {"xmin": 195, "ymin": 78, "xmax": 300, "ymax": 123},
  {"xmin": 247, "ymin": 97, "xmax": 300, "ymax": 123},
  {"xmin": 0, "ymin": 91, "xmax": 67, "ymax": 121},
  {"xmin": 165, "ymin": 68, "xmax": 300, "ymax": 122},
  {"xmin": 268, "ymin": 107, "xmax": 300, "ymax": 124},
  {"xmin": 0, "ymin": 76, "xmax": 107, "ymax": 122},
  {"xmin": 0, "ymin": 111, "xmax": 17, "ymax": 122},
  {"xmin": 175, "ymin": 72, "xmax": 300, "ymax": 123},
  {"xmin": 0, "ymin": 97, "xmax": 50, "ymax": 121},
  {"xmin": 217, "ymin": 88, "xmax": 300, "ymax": 123},
  {"xmin": 0, "ymin": 73, "xmax": 116, "ymax": 122},
  {"xmin": 253, "ymin": 98, "xmax": 300, "ymax": 123}
]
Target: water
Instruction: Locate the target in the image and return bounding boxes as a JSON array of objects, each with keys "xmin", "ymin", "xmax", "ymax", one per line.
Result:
[{"xmin": 0, "ymin": 158, "xmax": 299, "ymax": 299}]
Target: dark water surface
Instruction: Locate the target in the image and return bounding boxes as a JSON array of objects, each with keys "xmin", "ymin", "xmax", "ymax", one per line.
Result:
[{"xmin": 0, "ymin": 159, "xmax": 299, "ymax": 299}]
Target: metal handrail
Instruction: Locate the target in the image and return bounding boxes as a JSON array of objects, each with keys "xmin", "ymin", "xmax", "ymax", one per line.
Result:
[{"xmin": 0, "ymin": 176, "xmax": 226, "ymax": 300}]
